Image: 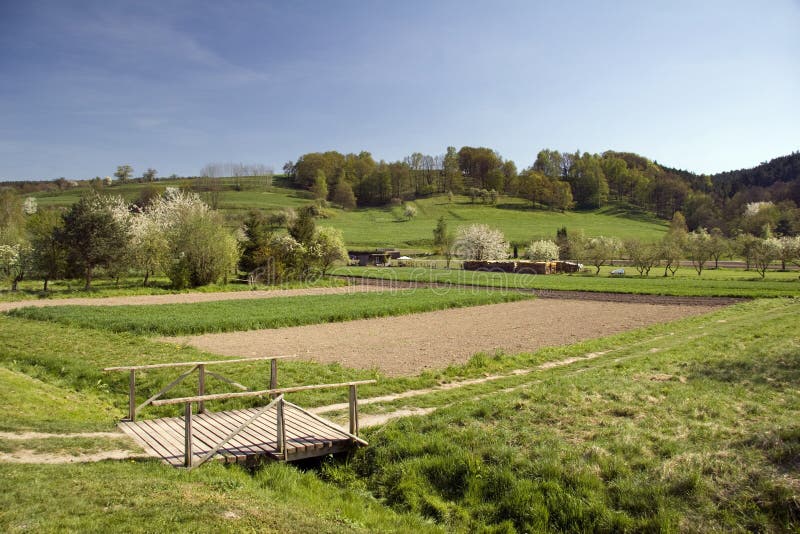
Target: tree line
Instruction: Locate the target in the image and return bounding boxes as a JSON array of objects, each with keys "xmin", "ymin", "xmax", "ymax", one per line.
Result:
[
  {"xmin": 433, "ymin": 214, "xmax": 800, "ymax": 279},
  {"xmin": 0, "ymin": 187, "xmax": 346, "ymax": 292}
]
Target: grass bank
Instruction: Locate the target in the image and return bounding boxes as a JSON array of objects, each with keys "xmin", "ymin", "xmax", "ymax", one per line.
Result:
[{"xmin": 0, "ymin": 461, "xmax": 440, "ymax": 533}]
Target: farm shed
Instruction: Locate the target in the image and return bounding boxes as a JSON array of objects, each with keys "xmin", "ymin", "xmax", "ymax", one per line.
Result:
[{"xmin": 349, "ymin": 249, "xmax": 401, "ymax": 266}]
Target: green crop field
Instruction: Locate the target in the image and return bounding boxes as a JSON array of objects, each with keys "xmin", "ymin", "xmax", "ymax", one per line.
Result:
[
  {"xmin": 334, "ymin": 265, "xmax": 800, "ymax": 298},
  {"xmin": 7, "ymin": 288, "xmax": 532, "ymax": 336},
  {"xmin": 27, "ymin": 180, "xmax": 668, "ymax": 249}
]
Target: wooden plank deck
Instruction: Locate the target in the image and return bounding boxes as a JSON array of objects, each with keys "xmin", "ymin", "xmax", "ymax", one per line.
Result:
[{"xmin": 119, "ymin": 402, "xmax": 360, "ymax": 467}]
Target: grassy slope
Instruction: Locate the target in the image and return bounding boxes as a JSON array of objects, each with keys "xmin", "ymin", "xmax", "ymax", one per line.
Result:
[
  {"xmin": 7, "ymin": 288, "xmax": 532, "ymax": 336},
  {"xmin": 30, "ymin": 182, "xmax": 668, "ymax": 248},
  {"xmin": 335, "ymin": 265, "xmax": 800, "ymax": 297},
  {"xmin": 0, "ymin": 461, "xmax": 440, "ymax": 533},
  {"xmin": 336, "ymin": 298, "xmax": 800, "ymax": 532}
]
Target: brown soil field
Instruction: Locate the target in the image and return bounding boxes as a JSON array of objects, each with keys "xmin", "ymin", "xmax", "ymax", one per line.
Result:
[{"xmin": 163, "ymin": 298, "xmax": 723, "ymax": 376}]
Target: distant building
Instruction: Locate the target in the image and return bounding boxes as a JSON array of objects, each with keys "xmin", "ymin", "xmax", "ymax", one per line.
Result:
[{"xmin": 348, "ymin": 249, "xmax": 401, "ymax": 267}]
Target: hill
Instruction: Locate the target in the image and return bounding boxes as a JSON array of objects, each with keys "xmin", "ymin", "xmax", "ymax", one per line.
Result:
[{"xmin": 25, "ymin": 180, "xmax": 666, "ymax": 250}]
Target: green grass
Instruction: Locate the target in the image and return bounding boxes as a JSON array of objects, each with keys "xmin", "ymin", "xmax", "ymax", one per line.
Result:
[
  {"xmin": 324, "ymin": 298, "xmax": 800, "ymax": 532},
  {"xmin": 29, "ymin": 182, "xmax": 668, "ymax": 249},
  {"xmin": 320, "ymin": 196, "xmax": 666, "ymax": 249},
  {"xmin": 0, "ymin": 275, "xmax": 346, "ymax": 303},
  {"xmin": 7, "ymin": 288, "xmax": 533, "ymax": 336},
  {"xmin": 0, "ymin": 366, "xmax": 121, "ymax": 433},
  {"xmin": 334, "ymin": 265, "xmax": 800, "ymax": 297},
  {"xmin": 0, "ymin": 461, "xmax": 441, "ymax": 533}
]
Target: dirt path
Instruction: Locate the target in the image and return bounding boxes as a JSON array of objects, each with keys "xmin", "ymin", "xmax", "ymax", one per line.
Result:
[
  {"xmin": 166, "ymin": 298, "xmax": 720, "ymax": 376},
  {"xmin": 311, "ymin": 349, "xmax": 614, "ymax": 416},
  {"xmin": 0, "ymin": 431, "xmax": 123, "ymax": 440},
  {"xmin": 0, "ymin": 450, "xmax": 146, "ymax": 464},
  {"xmin": 0, "ymin": 284, "xmax": 389, "ymax": 312}
]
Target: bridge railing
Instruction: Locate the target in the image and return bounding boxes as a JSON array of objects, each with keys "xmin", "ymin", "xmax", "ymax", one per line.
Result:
[
  {"xmin": 104, "ymin": 355, "xmax": 295, "ymax": 421},
  {"xmin": 151, "ymin": 379, "xmax": 376, "ymax": 469}
]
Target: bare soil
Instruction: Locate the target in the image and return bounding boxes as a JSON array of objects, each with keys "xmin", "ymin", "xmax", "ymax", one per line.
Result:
[
  {"xmin": 165, "ymin": 298, "xmax": 722, "ymax": 376},
  {"xmin": 0, "ymin": 284, "xmax": 387, "ymax": 312}
]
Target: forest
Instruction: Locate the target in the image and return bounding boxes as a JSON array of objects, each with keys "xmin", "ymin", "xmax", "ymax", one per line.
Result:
[{"xmin": 283, "ymin": 148, "xmax": 800, "ymax": 237}]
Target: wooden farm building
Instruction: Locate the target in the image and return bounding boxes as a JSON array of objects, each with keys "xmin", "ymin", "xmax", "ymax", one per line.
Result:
[{"xmin": 349, "ymin": 249, "xmax": 401, "ymax": 267}]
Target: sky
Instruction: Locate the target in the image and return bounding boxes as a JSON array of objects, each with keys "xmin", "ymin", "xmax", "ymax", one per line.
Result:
[{"xmin": 0, "ymin": 0, "xmax": 798, "ymax": 181}]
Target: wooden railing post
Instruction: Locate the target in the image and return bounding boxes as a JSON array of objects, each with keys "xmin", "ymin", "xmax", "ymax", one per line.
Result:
[
  {"xmin": 184, "ymin": 403, "xmax": 193, "ymax": 468},
  {"xmin": 348, "ymin": 384, "xmax": 359, "ymax": 436},
  {"xmin": 269, "ymin": 358, "xmax": 278, "ymax": 396},
  {"xmin": 276, "ymin": 397, "xmax": 287, "ymax": 460},
  {"xmin": 197, "ymin": 365, "xmax": 206, "ymax": 414},
  {"xmin": 129, "ymin": 370, "xmax": 136, "ymax": 421}
]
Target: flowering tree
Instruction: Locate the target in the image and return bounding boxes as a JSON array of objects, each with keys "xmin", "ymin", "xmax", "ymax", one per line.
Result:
[
  {"xmin": 453, "ymin": 224, "xmax": 509, "ymax": 261},
  {"xmin": 525, "ymin": 239, "xmax": 560, "ymax": 261},
  {"xmin": 22, "ymin": 197, "xmax": 37, "ymax": 215},
  {"xmin": 306, "ymin": 227, "xmax": 348, "ymax": 275},
  {"xmin": 0, "ymin": 243, "xmax": 31, "ymax": 291},
  {"xmin": 144, "ymin": 189, "xmax": 239, "ymax": 288},
  {"xmin": 403, "ymin": 203, "xmax": 418, "ymax": 221},
  {"xmin": 777, "ymin": 236, "xmax": 800, "ymax": 271}
]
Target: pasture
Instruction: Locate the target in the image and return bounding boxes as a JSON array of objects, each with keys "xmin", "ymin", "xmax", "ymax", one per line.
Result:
[{"xmin": 28, "ymin": 180, "xmax": 668, "ymax": 249}]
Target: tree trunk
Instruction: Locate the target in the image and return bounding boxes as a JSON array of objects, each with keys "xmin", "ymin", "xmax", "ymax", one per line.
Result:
[
  {"xmin": 143, "ymin": 270, "xmax": 149, "ymax": 286},
  {"xmin": 84, "ymin": 265, "xmax": 93, "ymax": 290},
  {"xmin": 43, "ymin": 278, "xmax": 49, "ymax": 291}
]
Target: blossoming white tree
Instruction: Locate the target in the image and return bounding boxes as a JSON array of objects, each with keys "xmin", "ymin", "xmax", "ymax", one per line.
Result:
[
  {"xmin": 453, "ymin": 224, "xmax": 509, "ymax": 261},
  {"xmin": 525, "ymin": 239, "xmax": 560, "ymax": 261}
]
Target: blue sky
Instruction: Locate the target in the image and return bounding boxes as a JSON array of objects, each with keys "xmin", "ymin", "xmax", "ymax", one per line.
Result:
[{"xmin": 1, "ymin": 0, "xmax": 798, "ymax": 181}]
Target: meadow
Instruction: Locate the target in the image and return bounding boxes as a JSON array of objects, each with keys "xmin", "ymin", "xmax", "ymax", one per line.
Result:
[
  {"xmin": 28, "ymin": 179, "xmax": 668, "ymax": 249},
  {"xmin": 335, "ymin": 265, "xmax": 800, "ymax": 298}
]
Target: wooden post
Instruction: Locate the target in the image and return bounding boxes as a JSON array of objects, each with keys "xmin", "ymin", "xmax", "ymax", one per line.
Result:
[
  {"xmin": 349, "ymin": 384, "xmax": 359, "ymax": 436},
  {"xmin": 184, "ymin": 403, "xmax": 193, "ymax": 468},
  {"xmin": 197, "ymin": 365, "xmax": 206, "ymax": 414},
  {"xmin": 276, "ymin": 397, "xmax": 286, "ymax": 460},
  {"xmin": 128, "ymin": 370, "xmax": 136, "ymax": 421},
  {"xmin": 269, "ymin": 359, "xmax": 278, "ymax": 396}
]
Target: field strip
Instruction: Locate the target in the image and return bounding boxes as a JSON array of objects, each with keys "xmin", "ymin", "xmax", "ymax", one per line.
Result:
[
  {"xmin": 171, "ymin": 298, "xmax": 720, "ymax": 376},
  {"xmin": 0, "ymin": 284, "xmax": 391, "ymax": 312}
]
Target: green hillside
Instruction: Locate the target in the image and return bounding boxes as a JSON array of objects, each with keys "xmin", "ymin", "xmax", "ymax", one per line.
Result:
[{"xmin": 28, "ymin": 179, "xmax": 667, "ymax": 250}]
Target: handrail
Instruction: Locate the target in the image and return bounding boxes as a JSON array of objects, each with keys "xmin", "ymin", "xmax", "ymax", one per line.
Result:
[
  {"xmin": 104, "ymin": 355, "xmax": 295, "ymax": 372},
  {"xmin": 105, "ymin": 355, "xmax": 296, "ymax": 421},
  {"xmin": 151, "ymin": 380, "xmax": 377, "ymax": 406}
]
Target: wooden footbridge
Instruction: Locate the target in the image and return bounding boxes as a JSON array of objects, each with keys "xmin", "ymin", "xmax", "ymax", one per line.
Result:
[{"xmin": 104, "ymin": 356, "xmax": 375, "ymax": 469}]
